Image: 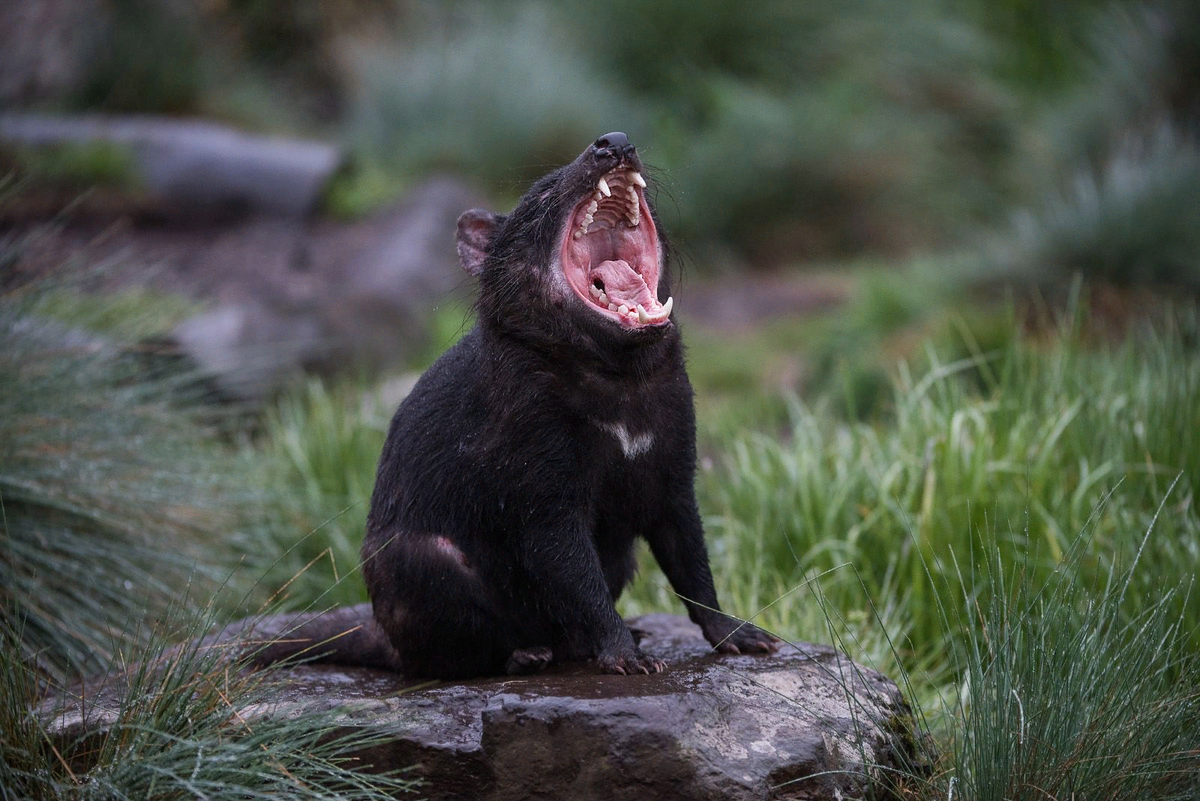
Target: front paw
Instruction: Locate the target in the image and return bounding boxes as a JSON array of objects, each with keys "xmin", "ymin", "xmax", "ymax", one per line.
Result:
[
  {"xmin": 597, "ymin": 647, "xmax": 666, "ymax": 675},
  {"xmin": 703, "ymin": 618, "xmax": 780, "ymax": 655}
]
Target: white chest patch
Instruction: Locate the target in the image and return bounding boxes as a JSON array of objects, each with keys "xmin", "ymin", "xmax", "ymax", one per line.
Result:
[{"xmin": 598, "ymin": 421, "xmax": 655, "ymax": 459}]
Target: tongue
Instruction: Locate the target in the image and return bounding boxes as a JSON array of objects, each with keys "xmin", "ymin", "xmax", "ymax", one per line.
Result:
[{"xmin": 593, "ymin": 259, "xmax": 658, "ymax": 311}]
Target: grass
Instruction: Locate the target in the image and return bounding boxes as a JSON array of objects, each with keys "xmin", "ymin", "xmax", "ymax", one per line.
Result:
[
  {"xmin": 943, "ymin": 521, "xmax": 1200, "ymax": 800},
  {"xmin": 0, "ymin": 285, "xmax": 273, "ymax": 681},
  {"xmin": 254, "ymin": 378, "xmax": 389, "ymax": 608},
  {"xmin": 618, "ymin": 295, "xmax": 1200, "ymax": 794},
  {"xmin": 683, "ymin": 298, "xmax": 1196, "ymax": 655},
  {"xmin": 0, "ymin": 610, "xmax": 420, "ymax": 799},
  {"xmin": 0, "ymin": 272, "xmax": 426, "ymax": 798},
  {"xmin": 5, "ymin": 244, "xmax": 1198, "ymax": 797},
  {"xmin": 1001, "ymin": 126, "xmax": 1200, "ymax": 289},
  {"xmin": 27, "ymin": 287, "xmax": 205, "ymax": 341}
]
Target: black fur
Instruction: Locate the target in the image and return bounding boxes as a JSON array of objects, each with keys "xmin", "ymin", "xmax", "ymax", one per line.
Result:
[{"xmin": 360, "ymin": 135, "xmax": 777, "ymax": 679}]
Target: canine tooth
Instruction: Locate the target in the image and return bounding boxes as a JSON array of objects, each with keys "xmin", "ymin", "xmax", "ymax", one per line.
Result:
[
  {"xmin": 636, "ymin": 304, "xmax": 649, "ymax": 323},
  {"xmin": 597, "ymin": 177, "xmax": 611, "ymax": 197},
  {"xmin": 661, "ymin": 296, "xmax": 673, "ymax": 317},
  {"xmin": 630, "ymin": 171, "xmax": 647, "ymax": 188}
]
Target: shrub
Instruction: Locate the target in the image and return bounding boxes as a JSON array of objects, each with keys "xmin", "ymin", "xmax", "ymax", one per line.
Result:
[
  {"xmin": 1001, "ymin": 127, "xmax": 1200, "ymax": 289},
  {"xmin": 0, "ymin": 278, "xmax": 271, "ymax": 681},
  {"xmin": 944, "ymin": 526, "xmax": 1200, "ymax": 800}
]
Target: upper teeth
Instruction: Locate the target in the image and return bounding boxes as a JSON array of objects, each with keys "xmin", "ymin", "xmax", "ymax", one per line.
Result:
[{"xmin": 574, "ymin": 169, "xmax": 645, "ymax": 239}]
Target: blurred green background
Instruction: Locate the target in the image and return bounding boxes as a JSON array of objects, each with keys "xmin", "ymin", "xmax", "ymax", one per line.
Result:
[{"xmin": 3, "ymin": 0, "xmax": 1195, "ymax": 277}]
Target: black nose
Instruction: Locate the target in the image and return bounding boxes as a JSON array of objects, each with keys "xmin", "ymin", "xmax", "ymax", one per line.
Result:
[{"xmin": 594, "ymin": 132, "xmax": 634, "ymax": 158}]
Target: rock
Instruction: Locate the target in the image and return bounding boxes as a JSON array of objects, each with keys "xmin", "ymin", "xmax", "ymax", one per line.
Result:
[
  {"xmin": 0, "ymin": 113, "xmax": 341, "ymax": 217},
  {"xmin": 3, "ymin": 167, "xmax": 485, "ymax": 402},
  {"xmin": 44, "ymin": 614, "xmax": 924, "ymax": 800},
  {"xmin": 313, "ymin": 176, "xmax": 483, "ymax": 376},
  {"xmin": 172, "ymin": 300, "xmax": 326, "ymax": 402},
  {"xmin": 160, "ymin": 176, "xmax": 482, "ymax": 402}
]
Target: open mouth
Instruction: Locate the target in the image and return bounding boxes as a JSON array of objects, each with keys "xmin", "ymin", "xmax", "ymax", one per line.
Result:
[{"xmin": 560, "ymin": 168, "xmax": 673, "ymax": 328}]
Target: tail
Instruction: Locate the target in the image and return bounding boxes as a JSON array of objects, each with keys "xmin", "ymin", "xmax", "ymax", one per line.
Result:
[{"xmin": 198, "ymin": 603, "xmax": 403, "ymax": 672}]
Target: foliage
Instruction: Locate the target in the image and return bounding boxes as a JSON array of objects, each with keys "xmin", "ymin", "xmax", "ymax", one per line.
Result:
[
  {"xmin": 0, "ymin": 143, "xmax": 139, "ymax": 192},
  {"xmin": 0, "ymin": 286, "xmax": 276, "ymax": 681},
  {"xmin": 936, "ymin": 506, "xmax": 1200, "ymax": 801},
  {"xmin": 988, "ymin": 1, "xmax": 1200, "ymax": 292},
  {"xmin": 345, "ymin": 2, "xmax": 638, "ymax": 193},
  {"xmin": 941, "ymin": 535, "xmax": 1200, "ymax": 800},
  {"xmin": 75, "ymin": 0, "xmax": 207, "ymax": 114},
  {"xmin": 622, "ymin": 302, "xmax": 1200, "ymax": 693},
  {"xmin": 255, "ymin": 379, "xmax": 389, "ymax": 608},
  {"xmin": 1047, "ymin": 0, "xmax": 1200, "ymax": 169},
  {"xmin": 26, "ymin": 287, "xmax": 204, "ymax": 342},
  {"xmin": 0, "ymin": 615, "xmax": 419, "ymax": 799},
  {"xmin": 341, "ymin": 0, "xmax": 1018, "ymax": 263},
  {"xmin": 1000, "ymin": 126, "xmax": 1200, "ymax": 289}
]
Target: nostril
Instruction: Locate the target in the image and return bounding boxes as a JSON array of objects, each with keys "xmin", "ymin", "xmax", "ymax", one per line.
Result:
[{"xmin": 594, "ymin": 131, "xmax": 630, "ymax": 152}]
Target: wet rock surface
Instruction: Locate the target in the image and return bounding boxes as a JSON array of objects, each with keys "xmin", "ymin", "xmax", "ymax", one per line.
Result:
[{"xmin": 47, "ymin": 614, "xmax": 920, "ymax": 800}]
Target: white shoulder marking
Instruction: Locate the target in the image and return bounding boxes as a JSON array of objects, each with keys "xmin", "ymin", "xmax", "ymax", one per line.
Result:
[{"xmin": 599, "ymin": 421, "xmax": 655, "ymax": 459}]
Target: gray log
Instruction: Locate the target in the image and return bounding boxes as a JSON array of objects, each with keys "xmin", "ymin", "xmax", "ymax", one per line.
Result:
[{"xmin": 0, "ymin": 113, "xmax": 341, "ymax": 216}]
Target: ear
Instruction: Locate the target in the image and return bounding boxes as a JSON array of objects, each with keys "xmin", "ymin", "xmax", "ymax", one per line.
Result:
[{"xmin": 456, "ymin": 209, "xmax": 501, "ymax": 276}]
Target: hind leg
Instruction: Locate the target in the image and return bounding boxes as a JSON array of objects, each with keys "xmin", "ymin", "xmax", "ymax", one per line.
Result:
[
  {"xmin": 363, "ymin": 530, "xmax": 539, "ymax": 679},
  {"xmin": 505, "ymin": 645, "xmax": 553, "ymax": 675}
]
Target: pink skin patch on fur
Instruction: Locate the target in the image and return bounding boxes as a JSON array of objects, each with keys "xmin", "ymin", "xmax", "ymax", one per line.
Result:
[{"xmin": 433, "ymin": 535, "xmax": 472, "ymax": 570}]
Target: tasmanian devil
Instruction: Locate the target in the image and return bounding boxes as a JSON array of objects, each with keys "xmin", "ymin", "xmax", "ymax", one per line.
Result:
[{"xmin": 356, "ymin": 133, "xmax": 777, "ymax": 679}]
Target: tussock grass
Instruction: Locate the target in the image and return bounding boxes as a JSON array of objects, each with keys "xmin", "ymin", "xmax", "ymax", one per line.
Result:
[
  {"xmin": 702, "ymin": 303, "xmax": 1195, "ymax": 649},
  {"xmin": 0, "ymin": 273, "xmax": 423, "ymax": 798},
  {"xmin": 944, "ymin": 517, "xmax": 1200, "ymax": 800},
  {"xmin": 0, "ymin": 293, "xmax": 274, "ymax": 681},
  {"xmin": 1003, "ymin": 127, "xmax": 1200, "ymax": 289},
  {"xmin": 0, "ymin": 612, "xmax": 419, "ymax": 799}
]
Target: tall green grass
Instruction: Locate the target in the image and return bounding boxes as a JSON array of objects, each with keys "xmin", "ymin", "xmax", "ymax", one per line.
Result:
[
  {"xmin": 942, "ymin": 523, "xmax": 1200, "ymax": 800},
  {"xmin": 0, "ymin": 293, "xmax": 273, "ymax": 681},
  {"xmin": 622, "ymin": 302, "xmax": 1199, "ymax": 684},
  {"xmin": 621, "ymin": 299, "xmax": 1200, "ymax": 796},
  {"xmin": 255, "ymin": 379, "xmax": 390, "ymax": 608}
]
